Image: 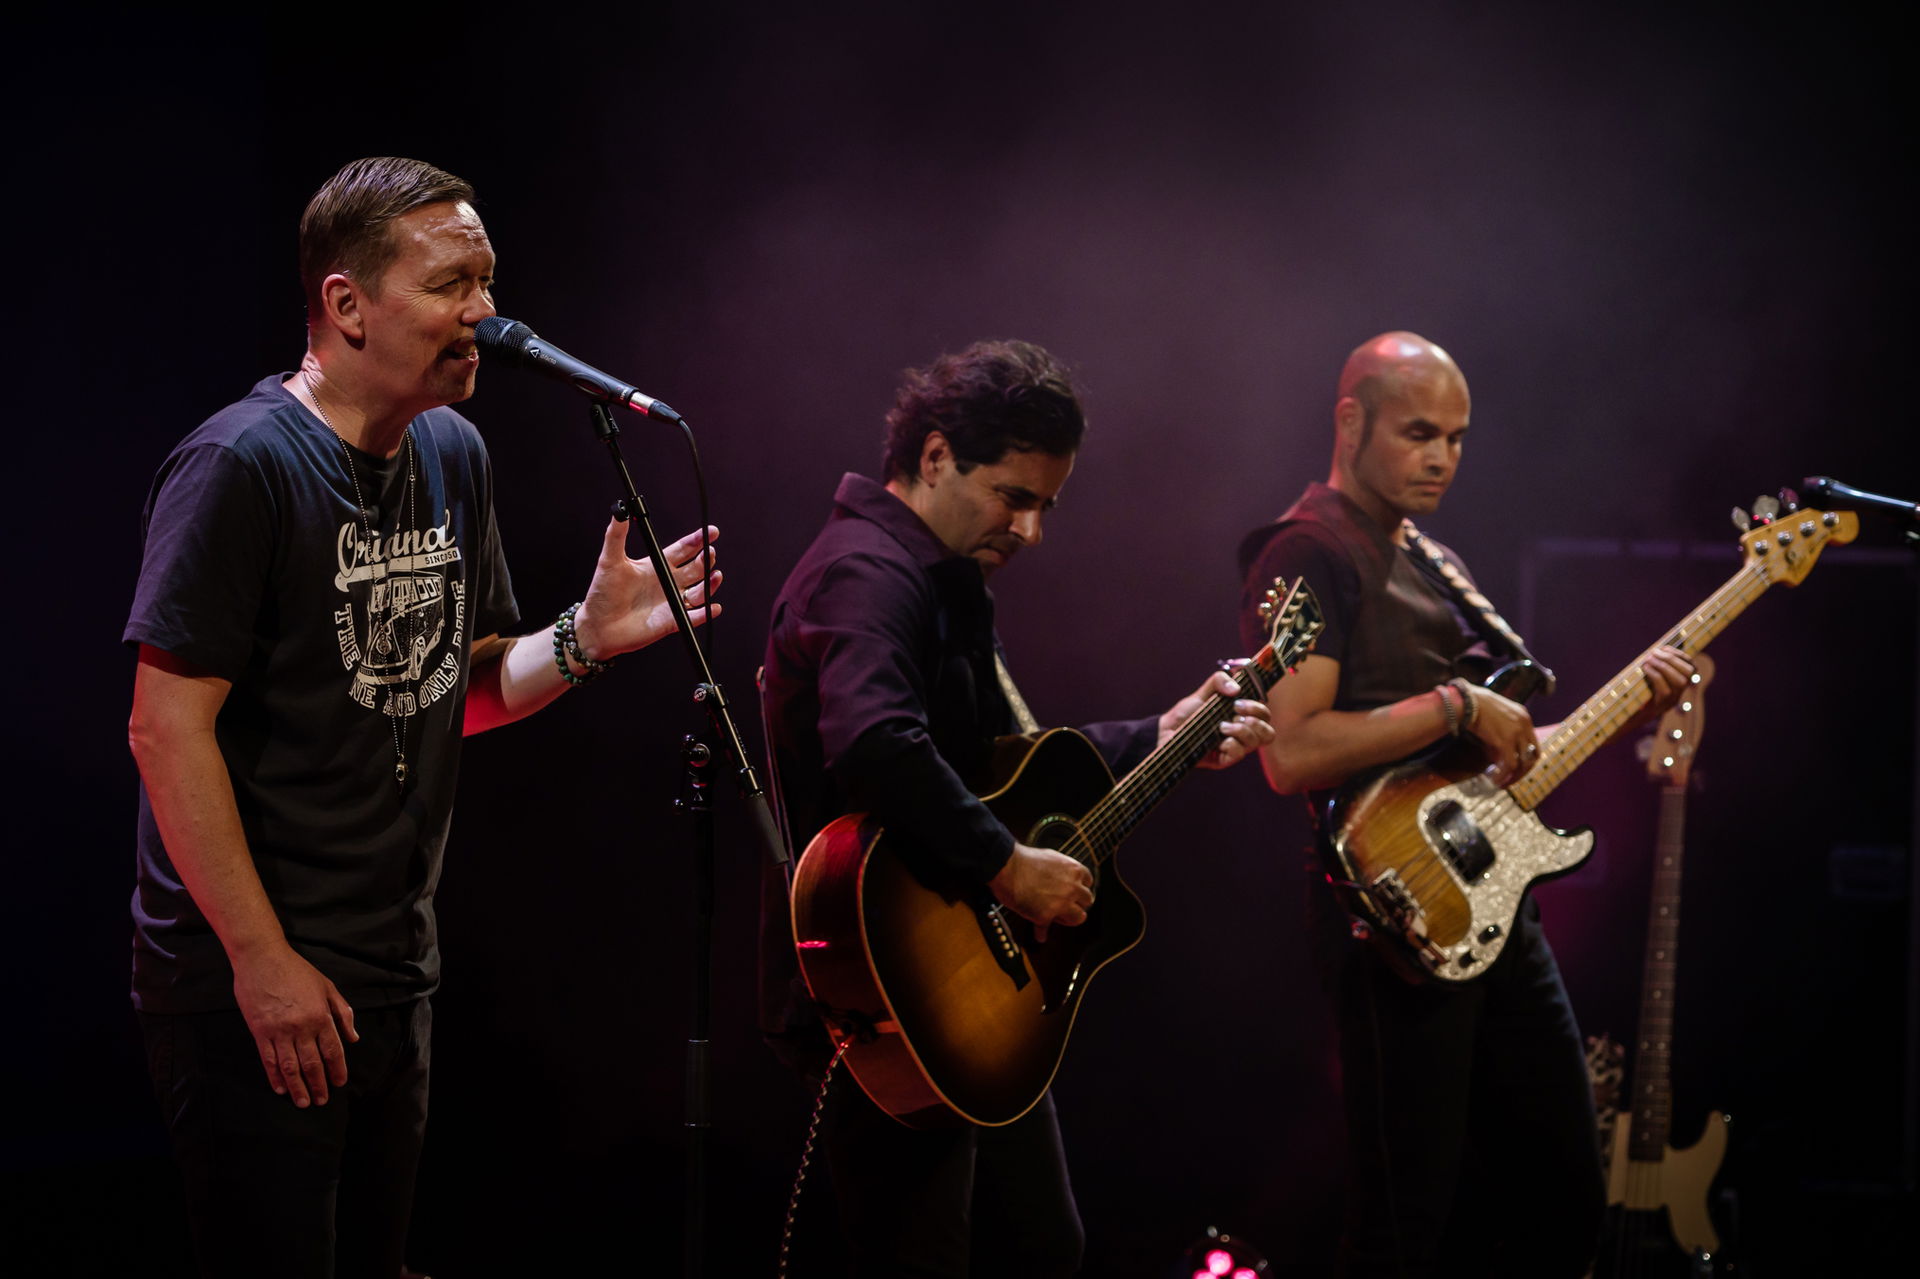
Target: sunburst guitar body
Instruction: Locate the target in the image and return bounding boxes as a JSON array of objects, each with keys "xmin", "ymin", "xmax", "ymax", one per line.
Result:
[
  {"xmin": 790, "ymin": 579, "xmax": 1323, "ymax": 1126},
  {"xmin": 1325, "ymin": 504, "xmax": 1856, "ymax": 981}
]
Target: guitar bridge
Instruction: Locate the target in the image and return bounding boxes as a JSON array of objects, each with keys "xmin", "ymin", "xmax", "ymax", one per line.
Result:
[
  {"xmin": 979, "ymin": 903, "xmax": 1031, "ymax": 990},
  {"xmin": 1366, "ymin": 869, "xmax": 1423, "ymax": 934},
  {"xmin": 1365, "ymin": 869, "xmax": 1446, "ymax": 968}
]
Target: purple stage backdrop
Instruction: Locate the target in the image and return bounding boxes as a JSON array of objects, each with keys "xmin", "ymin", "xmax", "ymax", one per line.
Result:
[{"xmin": 9, "ymin": 3, "xmax": 1912, "ymax": 1274}]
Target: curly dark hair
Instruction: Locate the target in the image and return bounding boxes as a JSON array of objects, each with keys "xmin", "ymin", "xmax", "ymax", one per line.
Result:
[
  {"xmin": 882, "ymin": 340, "xmax": 1087, "ymax": 482},
  {"xmin": 298, "ymin": 156, "xmax": 475, "ymax": 314}
]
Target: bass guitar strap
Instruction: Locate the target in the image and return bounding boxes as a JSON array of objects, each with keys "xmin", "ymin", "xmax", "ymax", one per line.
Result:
[{"xmin": 1400, "ymin": 520, "xmax": 1556, "ymax": 697}]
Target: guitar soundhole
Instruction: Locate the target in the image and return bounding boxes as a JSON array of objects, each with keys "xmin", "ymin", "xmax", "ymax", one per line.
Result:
[
  {"xmin": 1029, "ymin": 815, "xmax": 1094, "ymax": 887},
  {"xmin": 1425, "ymin": 799, "xmax": 1495, "ymax": 882}
]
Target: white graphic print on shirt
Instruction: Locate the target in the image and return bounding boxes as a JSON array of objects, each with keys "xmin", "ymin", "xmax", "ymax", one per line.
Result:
[{"xmin": 331, "ymin": 509, "xmax": 467, "ymax": 719}]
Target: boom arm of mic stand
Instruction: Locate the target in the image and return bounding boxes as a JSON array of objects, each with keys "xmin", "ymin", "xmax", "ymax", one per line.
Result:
[{"xmin": 589, "ymin": 402, "xmax": 789, "ymax": 865}]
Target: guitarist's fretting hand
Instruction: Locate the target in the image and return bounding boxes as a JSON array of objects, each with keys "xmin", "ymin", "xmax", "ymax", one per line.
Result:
[
  {"xmin": 1465, "ymin": 644, "xmax": 1694, "ymax": 787},
  {"xmin": 1157, "ymin": 670, "xmax": 1277, "ymax": 770},
  {"xmin": 989, "ymin": 844, "xmax": 1095, "ymax": 943},
  {"xmin": 1624, "ymin": 645, "xmax": 1696, "ymax": 733}
]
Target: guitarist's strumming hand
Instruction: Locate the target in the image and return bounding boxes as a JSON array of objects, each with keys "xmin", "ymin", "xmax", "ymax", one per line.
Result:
[
  {"xmin": 1460, "ymin": 683, "xmax": 1541, "ymax": 787},
  {"xmin": 1157, "ymin": 670, "xmax": 1277, "ymax": 770},
  {"xmin": 989, "ymin": 844, "xmax": 1095, "ymax": 943}
]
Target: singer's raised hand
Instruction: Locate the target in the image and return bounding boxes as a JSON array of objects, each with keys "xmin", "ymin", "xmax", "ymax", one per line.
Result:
[{"xmin": 571, "ymin": 522, "xmax": 721, "ymax": 659}]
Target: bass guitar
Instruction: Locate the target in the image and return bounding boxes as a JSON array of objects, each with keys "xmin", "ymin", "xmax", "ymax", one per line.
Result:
[
  {"xmin": 1599, "ymin": 652, "xmax": 1729, "ymax": 1274},
  {"xmin": 1325, "ymin": 500, "xmax": 1856, "ymax": 981},
  {"xmin": 790, "ymin": 579, "xmax": 1322, "ymax": 1127}
]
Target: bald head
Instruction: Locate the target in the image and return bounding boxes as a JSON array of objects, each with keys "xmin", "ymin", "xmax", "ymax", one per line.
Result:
[
  {"xmin": 1328, "ymin": 331, "xmax": 1472, "ymax": 529},
  {"xmin": 1337, "ymin": 331, "xmax": 1467, "ymax": 436}
]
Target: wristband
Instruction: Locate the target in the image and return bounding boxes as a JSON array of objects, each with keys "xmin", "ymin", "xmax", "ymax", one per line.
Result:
[
  {"xmin": 552, "ymin": 602, "xmax": 613, "ymax": 687},
  {"xmin": 1448, "ymin": 677, "xmax": 1479, "ymax": 730}
]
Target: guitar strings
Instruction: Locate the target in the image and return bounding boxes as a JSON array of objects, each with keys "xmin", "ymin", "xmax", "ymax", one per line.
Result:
[
  {"xmin": 1363, "ymin": 561, "xmax": 1770, "ymax": 938},
  {"xmin": 1513, "ymin": 562, "xmax": 1766, "ymax": 808},
  {"xmin": 1054, "ymin": 620, "xmax": 1310, "ymax": 869}
]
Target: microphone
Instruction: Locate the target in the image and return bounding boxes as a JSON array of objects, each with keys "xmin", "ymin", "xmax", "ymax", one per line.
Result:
[
  {"xmin": 474, "ymin": 316, "xmax": 683, "ymax": 425},
  {"xmin": 1801, "ymin": 475, "xmax": 1919, "ymax": 523}
]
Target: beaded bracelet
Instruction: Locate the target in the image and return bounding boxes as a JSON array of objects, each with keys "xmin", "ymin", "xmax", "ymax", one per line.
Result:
[
  {"xmin": 1435, "ymin": 682, "xmax": 1460, "ymax": 737},
  {"xmin": 552, "ymin": 602, "xmax": 613, "ymax": 687}
]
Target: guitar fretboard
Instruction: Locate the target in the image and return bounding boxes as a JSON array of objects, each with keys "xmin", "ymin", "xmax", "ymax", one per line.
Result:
[
  {"xmin": 1629, "ymin": 783, "xmax": 1687, "ymax": 1158},
  {"xmin": 1508, "ymin": 560, "xmax": 1769, "ymax": 810},
  {"xmin": 1063, "ymin": 634, "xmax": 1295, "ymax": 867}
]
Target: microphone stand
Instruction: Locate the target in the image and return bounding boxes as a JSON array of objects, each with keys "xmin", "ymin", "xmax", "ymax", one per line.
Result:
[{"xmin": 583, "ymin": 401, "xmax": 787, "ymax": 1279}]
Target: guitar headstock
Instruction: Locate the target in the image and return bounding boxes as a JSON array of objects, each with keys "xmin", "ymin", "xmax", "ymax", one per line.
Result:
[
  {"xmin": 1736, "ymin": 504, "xmax": 1858, "ymax": 586},
  {"xmin": 1646, "ymin": 653, "xmax": 1714, "ymax": 787},
  {"xmin": 1256, "ymin": 577, "xmax": 1324, "ymax": 671}
]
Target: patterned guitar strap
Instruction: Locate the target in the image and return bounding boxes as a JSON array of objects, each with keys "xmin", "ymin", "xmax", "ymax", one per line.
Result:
[
  {"xmin": 1400, "ymin": 520, "xmax": 1556, "ymax": 697},
  {"xmin": 993, "ymin": 651, "xmax": 1043, "ymax": 736}
]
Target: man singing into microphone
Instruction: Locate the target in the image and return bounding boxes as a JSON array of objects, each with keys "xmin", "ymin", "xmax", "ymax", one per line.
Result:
[{"xmin": 124, "ymin": 156, "xmax": 720, "ymax": 1277}]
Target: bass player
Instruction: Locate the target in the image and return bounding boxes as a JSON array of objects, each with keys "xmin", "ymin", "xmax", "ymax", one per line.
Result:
[{"xmin": 1234, "ymin": 331, "xmax": 1691, "ymax": 1277}]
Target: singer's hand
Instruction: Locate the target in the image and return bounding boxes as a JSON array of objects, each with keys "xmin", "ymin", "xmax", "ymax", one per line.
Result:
[{"xmin": 571, "ymin": 522, "xmax": 721, "ymax": 659}]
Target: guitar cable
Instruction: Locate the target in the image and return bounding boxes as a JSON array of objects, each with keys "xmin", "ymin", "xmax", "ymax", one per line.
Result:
[{"xmin": 776, "ymin": 1036, "xmax": 851, "ymax": 1278}]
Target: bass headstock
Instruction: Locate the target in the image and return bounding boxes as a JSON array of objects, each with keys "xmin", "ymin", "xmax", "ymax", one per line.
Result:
[
  {"xmin": 1256, "ymin": 577, "xmax": 1324, "ymax": 671},
  {"xmin": 1645, "ymin": 653, "xmax": 1714, "ymax": 788},
  {"xmin": 1736, "ymin": 504, "xmax": 1858, "ymax": 586}
]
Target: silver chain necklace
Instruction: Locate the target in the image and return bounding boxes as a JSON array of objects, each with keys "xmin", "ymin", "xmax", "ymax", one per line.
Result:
[{"xmin": 303, "ymin": 371, "xmax": 418, "ymax": 789}]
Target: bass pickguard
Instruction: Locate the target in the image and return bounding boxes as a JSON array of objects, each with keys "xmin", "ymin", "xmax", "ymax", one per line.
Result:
[{"xmin": 1328, "ymin": 762, "xmax": 1595, "ymax": 979}]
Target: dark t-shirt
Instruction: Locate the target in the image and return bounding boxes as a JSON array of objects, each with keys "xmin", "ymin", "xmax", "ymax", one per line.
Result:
[
  {"xmin": 125, "ymin": 374, "xmax": 520, "ymax": 1013},
  {"xmin": 1237, "ymin": 482, "xmax": 1494, "ymax": 710}
]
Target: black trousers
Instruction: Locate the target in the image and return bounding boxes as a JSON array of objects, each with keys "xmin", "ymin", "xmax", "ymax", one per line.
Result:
[
  {"xmin": 1326, "ymin": 896, "xmax": 1605, "ymax": 1278},
  {"xmin": 820, "ymin": 1074, "xmax": 1084, "ymax": 1278},
  {"xmin": 140, "ymin": 998, "xmax": 431, "ymax": 1279}
]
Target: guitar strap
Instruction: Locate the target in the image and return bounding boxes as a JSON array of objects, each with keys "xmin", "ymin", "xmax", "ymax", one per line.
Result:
[
  {"xmin": 1400, "ymin": 520, "xmax": 1556, "ymax": 696},
  {"xmin": 994, "ymin": 651, "xmax": 1043, "ymax": 736}
]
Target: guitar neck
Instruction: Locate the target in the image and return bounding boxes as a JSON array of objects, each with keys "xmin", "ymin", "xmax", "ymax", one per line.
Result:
[
  {"xmin": 1073, "ymin": 640, "xmax": 1286, "ymax": 864},
  {"xmin": 1508, "ymin": 559, "xmax": 1770, "ymax": 810},
  {"xmin": 1628, "ymin": 783, "xmax": 1686, "ymax": 1158}
]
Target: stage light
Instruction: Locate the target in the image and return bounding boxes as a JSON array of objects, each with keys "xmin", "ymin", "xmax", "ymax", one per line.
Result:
[{"xmin": 1174, "ymin": 1225, "xmax": 1270, "ymax": 1279}]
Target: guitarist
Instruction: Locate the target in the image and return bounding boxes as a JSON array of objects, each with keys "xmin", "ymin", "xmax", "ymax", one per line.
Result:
[
  {"xmin": 1234, "ymin": 332, "xmax": 1692, "ymax": 1278},
  {"xmin": 760, "ymin": 340, "xmax": 1274, "ymax": 1277}
]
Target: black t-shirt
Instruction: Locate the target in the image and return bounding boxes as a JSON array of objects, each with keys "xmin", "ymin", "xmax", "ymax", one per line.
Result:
[
  {"xmin": 1237, "ymin": 482, "xmax": 1493, "ymax": 711},
  {"xmin": 125, "ymin": 374, "xmax": 520, "ymax": 1013}
]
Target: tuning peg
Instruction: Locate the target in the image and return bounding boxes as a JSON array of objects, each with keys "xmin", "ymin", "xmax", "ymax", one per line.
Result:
[
  {"xmin": 1730, "ymin": 507, "xmax": 1752, "ymax": 532},
  {"xmin": 1778, "ymin": 486, "xmax": 1800, "ymax": 514},
  {"xmin": 1752, "ymin": 494, "xmax": 1781, "ymax": 522}
]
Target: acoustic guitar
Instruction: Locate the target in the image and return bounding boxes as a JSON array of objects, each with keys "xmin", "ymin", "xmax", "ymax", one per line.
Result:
[{"xmin": 790, "ymin": 579, "xmax": 1322, "ymax": 1127}]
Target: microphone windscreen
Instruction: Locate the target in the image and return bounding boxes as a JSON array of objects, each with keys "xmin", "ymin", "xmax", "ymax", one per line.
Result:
[{"xmin": 475, "ymin": 316, "xmax": 534, "ymax": 362}]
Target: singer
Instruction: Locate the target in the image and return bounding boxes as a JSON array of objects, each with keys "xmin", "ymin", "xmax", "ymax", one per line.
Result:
[{"xmin": 123, "ymin": 156, "xmax": 720, "ymax": 1278}]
